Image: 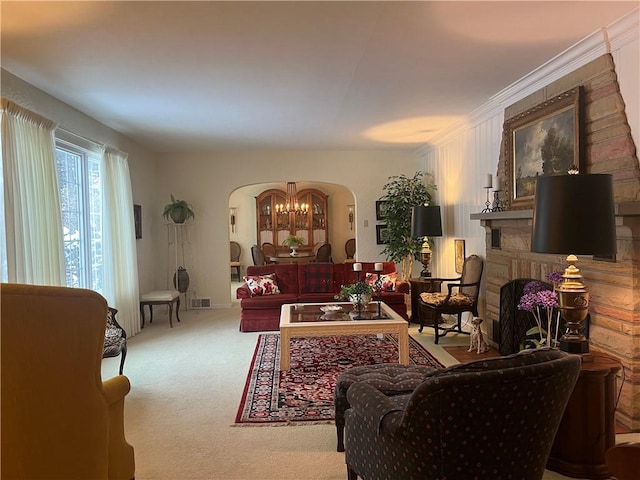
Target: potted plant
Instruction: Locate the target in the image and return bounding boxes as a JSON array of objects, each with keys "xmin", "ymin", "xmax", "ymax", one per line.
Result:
[
  {"xmin": 336, "ymin": 281, "xmax": 374, "ymax": 307},
  {"xmin": 380, "ymin": 172, "xmax": 436, "ymax": 280},
  {"xmin": 162, "ymin": 194, "xmax": 195, "ymax": 224},
  {"xmin": 282, "ymin": 234, "xmax": 304, "ymax": 256}
]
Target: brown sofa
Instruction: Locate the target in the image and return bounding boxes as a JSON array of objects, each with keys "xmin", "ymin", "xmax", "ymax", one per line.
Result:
[{"xmin": 236, "ymin": 261, "xmax": 409, "ymax": 332}]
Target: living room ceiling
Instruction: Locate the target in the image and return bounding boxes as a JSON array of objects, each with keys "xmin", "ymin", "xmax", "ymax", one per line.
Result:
[{"xmin": 1, "ymin": 1, "xmax": 638, "ymax": 153}]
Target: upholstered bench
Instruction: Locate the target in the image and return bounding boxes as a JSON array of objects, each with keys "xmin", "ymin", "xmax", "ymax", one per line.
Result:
[
  {"xmin": 139, "ymin": 290, "xmax": 181, "ymax": 328},
  {"xmin": 334, "ymin": 363, "xmax": 436, "ymax": 452}
]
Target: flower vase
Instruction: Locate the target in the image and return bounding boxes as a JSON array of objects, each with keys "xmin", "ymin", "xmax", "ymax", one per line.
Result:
[{"xmin": 290, "ymin": 247, "xmax": 298, "ymax": 256}]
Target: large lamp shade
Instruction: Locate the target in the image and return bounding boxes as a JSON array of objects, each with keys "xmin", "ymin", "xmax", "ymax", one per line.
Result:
[
  {"xmin": 412, "ymin": 206, "xmax": 442, "ymax": 238},
  {"xmin": 531, "ymin": 174, "xmax": 616, "ymax": 256}
]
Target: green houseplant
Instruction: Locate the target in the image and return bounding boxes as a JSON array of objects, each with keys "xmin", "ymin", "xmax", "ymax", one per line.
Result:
[
  {"xmin": 282, "ymin": 234, "xmax": 304, "ymax": 248},
  {"xmin": 380, "ymin": 172, "xmax": 436, "ymax": 280},
  {"xmin": 336, "ymin": 281, "xmax": 374, "ymax": 307},
  {"xmin": 162, "ymin": 194, "xmax": 195, "ymax": 224}
]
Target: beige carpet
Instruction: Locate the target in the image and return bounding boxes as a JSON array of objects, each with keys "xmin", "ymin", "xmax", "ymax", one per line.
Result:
[{"xmin": 101, "ymin": 303, "xmax": 638, "ymax": 480}]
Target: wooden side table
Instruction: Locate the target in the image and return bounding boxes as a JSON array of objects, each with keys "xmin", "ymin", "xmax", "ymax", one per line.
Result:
[
  {"xmin": 547, "ymin": 355, "xmax": 622, "ymax": 479},
  {"xmin": 409, "ymin": 278, "xmax": 442, "ymax": 326}
]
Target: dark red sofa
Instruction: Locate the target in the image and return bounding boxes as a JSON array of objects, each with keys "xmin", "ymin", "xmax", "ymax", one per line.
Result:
[{"xmin": 236, "ymin": 262, "xmax": 409, "ymax": 332}]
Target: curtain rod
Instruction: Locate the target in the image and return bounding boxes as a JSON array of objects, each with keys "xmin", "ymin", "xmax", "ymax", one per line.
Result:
[{"xmin": 56, "ymin": 126, "xmax": 106, "ymax": 151}]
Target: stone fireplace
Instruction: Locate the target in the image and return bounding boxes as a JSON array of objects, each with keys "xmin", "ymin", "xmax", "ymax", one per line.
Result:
[{"xmin": 471, "ymin": 54, "xmax": 640, "ymax": 430}]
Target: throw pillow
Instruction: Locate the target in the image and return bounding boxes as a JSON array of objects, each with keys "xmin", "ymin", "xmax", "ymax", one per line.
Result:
[
  {"xmin": 365, "ymin": 272, "xmax": 397, "ymax": 292},
  {"xmin": 306, "ymin": 263, "xmax": 334, "ymax": 293},
  {"xmin": 243, "ymin": 274, "xmax": 280, "ymax": 296}
]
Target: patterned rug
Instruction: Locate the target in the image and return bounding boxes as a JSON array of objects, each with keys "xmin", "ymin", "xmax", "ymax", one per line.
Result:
[{"xmin": 234, "ymin": 333, "xmax": 443, "ymax": 425}]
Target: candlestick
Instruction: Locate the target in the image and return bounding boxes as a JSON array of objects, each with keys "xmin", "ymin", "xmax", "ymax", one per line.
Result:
[
  {"xmin": 374, "ymin": 262, "xmax": 383, "ymax": 272},
  {"xmin": 353, "ymin": 263, "xmax": 362, "ymax": 272},
  {"xmin": 481, "ymin": 187, "xmax": 492, "ymax": 213}
]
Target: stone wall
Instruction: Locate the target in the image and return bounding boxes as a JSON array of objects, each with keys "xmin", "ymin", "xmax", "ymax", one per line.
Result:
[{"xmin": 475, "ymin": 54, "xmax": 640, "ymax": 430}]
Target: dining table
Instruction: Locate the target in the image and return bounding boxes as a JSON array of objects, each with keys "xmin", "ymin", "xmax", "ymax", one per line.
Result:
[{"xmin": 269, "ymin": 253, "xmax": 316, "ymax": 264}]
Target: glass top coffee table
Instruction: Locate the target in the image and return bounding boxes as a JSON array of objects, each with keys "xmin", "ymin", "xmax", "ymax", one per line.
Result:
[{"xmin": 279, "ymin": 302, "xmax": 409, "ymax": 371}]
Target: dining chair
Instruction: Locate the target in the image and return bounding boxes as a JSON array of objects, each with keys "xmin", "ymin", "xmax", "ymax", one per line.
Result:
[
  {"xmin": 230, "ymin": 241, "xmax": 242, "ymax": 279},
  {"xmin": 261, "ymin": 242, "xmax": 276, "ymax": 263},
  {"xmin": 344, "ymin": 238, "xmax": 356, "ymax": 261},
  {"xmin": 250, "ymin": 244, "xmax": 267, "ymax": 266}
]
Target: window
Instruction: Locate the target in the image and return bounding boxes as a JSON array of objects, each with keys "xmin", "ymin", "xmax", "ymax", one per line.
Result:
[{"xmin": 55, "ymin": 139, "xmax": 104, "ymax": 291}]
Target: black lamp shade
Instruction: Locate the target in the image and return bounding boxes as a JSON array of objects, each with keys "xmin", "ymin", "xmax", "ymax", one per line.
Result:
[
  {"xmin": 531, "ymin": 174, "xmax": 616, "ymax": 255},
  {"xmin": 412, "ymin": 205, "xmax": 442, "ymax": 238}
]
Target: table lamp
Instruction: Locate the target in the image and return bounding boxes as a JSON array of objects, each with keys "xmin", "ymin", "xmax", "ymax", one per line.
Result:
[
  {"xmin": 531, "ymin": 173, "xmax": 616, "ymax": 354},
  {"xmin": 411, "ymin": 205, "xmax": 443, "ymax": 278}
]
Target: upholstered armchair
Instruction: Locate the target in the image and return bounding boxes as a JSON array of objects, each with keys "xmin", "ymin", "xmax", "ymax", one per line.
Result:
[
  {"xmin": 344, "ymin": 349, "xmax": 581, "ymax": 480},
  {"xmin": 1, "ymin": 283, "xmax": 135, "ymax": 480},
  {"xmin": 418, "ymin": 254, "xmax": 484, "ymax": 343}
]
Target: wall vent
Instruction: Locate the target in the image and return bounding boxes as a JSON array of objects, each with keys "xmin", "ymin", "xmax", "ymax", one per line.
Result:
[{"xmin": 190, "ymin": 297, "xmax": 212, "ymax": 309}]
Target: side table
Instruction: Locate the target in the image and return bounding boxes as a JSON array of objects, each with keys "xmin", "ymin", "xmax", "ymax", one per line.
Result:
[
  {"xmin": 409, "ymin": 278, "xmax": 442, "ymax": 326},
  {"xmin": 547, "ymin": 355, "xmax": 622, "ymax": 479}
]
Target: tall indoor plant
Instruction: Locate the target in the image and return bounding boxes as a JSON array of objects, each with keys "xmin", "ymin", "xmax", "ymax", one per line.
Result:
[{"xmin": 380, "ymin": 172, "xmax": 436, "ymax": 280}]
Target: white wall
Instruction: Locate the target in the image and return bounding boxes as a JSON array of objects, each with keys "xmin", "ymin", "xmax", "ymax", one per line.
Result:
[
  {"xmin": 1, "ymin": 69, "xmax": 159, "ymax": 297},
  {"xmin": 416, "ymin": 9, "xmax": 640, "ymax": 284},
  {"xmin": 153, "ymin": 150, "xmax": 419, "ymax": 307}
]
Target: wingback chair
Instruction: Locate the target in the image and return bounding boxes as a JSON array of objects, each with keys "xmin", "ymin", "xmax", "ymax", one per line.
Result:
[
  {"xmin": 1, "ymin": 283, "xmax": 135, "ymax": 480},
  {"xmin": 344, "ymin": 349, "xmax": 581, "ymax": 480},
  {"xmin": 418, "ymin": 254, "xmax": 484, "ymax": 343}
]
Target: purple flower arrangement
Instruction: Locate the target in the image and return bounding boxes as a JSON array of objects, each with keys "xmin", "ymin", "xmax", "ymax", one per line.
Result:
[{"xmin": 517, "ymin": 272, "xmax": 563, "ymax": 349}]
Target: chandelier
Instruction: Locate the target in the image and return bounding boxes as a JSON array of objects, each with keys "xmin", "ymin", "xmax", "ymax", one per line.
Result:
[{"xmin": 276, "ymin": 182, "xmax": 308, "ymax": 215}]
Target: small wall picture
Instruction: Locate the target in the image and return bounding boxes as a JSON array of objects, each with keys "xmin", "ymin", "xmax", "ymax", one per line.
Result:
[
  {"xmin": 376, "ymin": 224, "xmax": 388, "ymax": 245},
  {"xmin": 134, "ymin": 204, "xmax": 142, "ymax": 239},
  {"xmin": 454, "ymin": 239, "xmax": 465, "ymax": 273},
  {"xmin": 375, "ymin": 200, "xmax": 388, "ymax": 221}
]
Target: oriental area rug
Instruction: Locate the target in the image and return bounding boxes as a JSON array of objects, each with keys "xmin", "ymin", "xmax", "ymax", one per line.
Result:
[{"xmin": 234, "ymin": 333, "xmax": 443, "ymax": 426}]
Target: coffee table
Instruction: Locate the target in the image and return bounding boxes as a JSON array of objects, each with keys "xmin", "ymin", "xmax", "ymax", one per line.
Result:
[{"xmin": 279, "ymin": 302, "xmax": 409, "ymax": 370}]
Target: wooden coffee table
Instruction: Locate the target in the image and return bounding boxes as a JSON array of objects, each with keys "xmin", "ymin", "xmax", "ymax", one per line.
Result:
[{"xmin": 279, "ymin": 302, "xmax": 409, "ymax": 370}]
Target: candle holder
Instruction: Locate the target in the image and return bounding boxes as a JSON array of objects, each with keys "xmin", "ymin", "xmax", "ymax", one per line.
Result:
[
  {"xmin": 481, "ymin": 187, "xmax": 492, "ymax": 213},
  {"xmin": 491, "ymin": 189, "xmax": 504, "ymax": 212},
  {"xmin": 373, "ymin": 266, "xmax": 384, "ymax": 319}
]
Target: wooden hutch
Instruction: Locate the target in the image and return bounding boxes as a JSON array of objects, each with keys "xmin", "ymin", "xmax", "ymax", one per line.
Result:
[{"xmin": 256, "ymin": 188, "xmax": 328, "ymax": 251}]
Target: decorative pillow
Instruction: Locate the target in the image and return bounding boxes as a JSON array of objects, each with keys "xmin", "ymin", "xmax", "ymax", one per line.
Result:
[
  {"xmin": 306, "ymin": 263, "xmax": 334, "ymax": 293},
  {"xmin": 365, "ymin": 272, "xmax": 397, "ymax": 292},
  {"xmin": 243, "ymin": 274, "xmax": 280, "ymax": 297}
]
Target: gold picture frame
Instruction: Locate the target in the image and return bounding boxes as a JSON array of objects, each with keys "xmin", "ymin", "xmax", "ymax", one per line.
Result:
[{"xmin": 504, "ymin": 86, "xmax": 584, "ymax": 210}]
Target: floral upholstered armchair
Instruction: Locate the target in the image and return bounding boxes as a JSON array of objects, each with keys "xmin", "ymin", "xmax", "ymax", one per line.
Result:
[
  {"xmin": 344, "ymin": 349, "xmax": 581, "ymax": 480},
  {"xmin": 103, "ymin": 307, "xmax": 128, "ymax": 375}
]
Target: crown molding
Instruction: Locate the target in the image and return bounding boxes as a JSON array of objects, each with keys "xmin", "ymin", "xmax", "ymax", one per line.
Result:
[{"xmin": 417, "ymin": 8, "xmax": 640, "ymax": 154}]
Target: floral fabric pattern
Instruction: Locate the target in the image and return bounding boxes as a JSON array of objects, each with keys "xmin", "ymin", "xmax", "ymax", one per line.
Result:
[
  {"xmin": 243, "ymin": 274, "xmax": 280, "ymax": 296},
  {"xmin": 365, "ymin": 272, "xmax": 397, "ymax": 292}
]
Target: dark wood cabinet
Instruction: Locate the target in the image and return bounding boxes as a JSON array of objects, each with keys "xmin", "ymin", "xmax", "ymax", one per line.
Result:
[
  {"xmin": 547, "ymin": 355, "xmax": 622, "ymax": 479},
  {"xmin": 409, "ymin": 278, "xmax": 442, "ymax": 325}
]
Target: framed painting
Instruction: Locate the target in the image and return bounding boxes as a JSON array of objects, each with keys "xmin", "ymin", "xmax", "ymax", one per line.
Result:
[
  {"xmin": 504, "ymin": 86, "xmax": 584, "ymax": 209},
  {"xmin": 376, "ymin": 224, "xmax": 388, "ymax": 245},
  {"xmin": 375, "ymin": 200, "xmax": 388, "ymax": 221},
  {"xmin": 454, "ymin": 239, "xmax": 465, "ymax": 274},
  {"xmin": 134, "ymin": 204, "xmax": 142, "ymax": 239}
]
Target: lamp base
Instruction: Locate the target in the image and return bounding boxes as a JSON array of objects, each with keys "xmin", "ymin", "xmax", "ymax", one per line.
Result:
[{"xmin": 559, "ymin": 338, "xmax": 589, "ymax": 354}]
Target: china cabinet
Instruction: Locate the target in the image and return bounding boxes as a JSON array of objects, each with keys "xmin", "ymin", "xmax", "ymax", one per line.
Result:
[{"xmin": 256, "ymin": 188, "xmax": 328, "ymax": 249}]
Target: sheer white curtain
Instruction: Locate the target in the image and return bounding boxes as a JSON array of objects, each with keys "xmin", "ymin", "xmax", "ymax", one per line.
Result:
[
  {"xmin": 102, "ymin": 147, "xmax": 140, "ymax": 336},
  {"xmin": 0, "ymin": 99, "xmax": 65, "ymax": 285}
]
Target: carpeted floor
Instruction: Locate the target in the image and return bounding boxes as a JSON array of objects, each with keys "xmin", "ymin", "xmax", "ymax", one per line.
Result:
[
  {"xmin": 235, "ymin": 333, "xmax": 443, "ymax": 425},
  {"xmin": 101, "ymin": 303, "xmax": 639, "ymax": 480}
]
